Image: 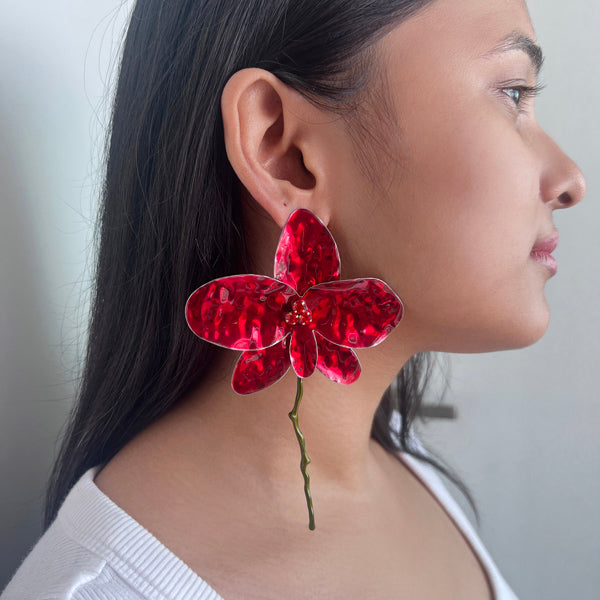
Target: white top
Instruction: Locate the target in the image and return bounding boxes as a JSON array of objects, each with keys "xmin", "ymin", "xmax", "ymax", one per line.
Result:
[{"xmin": 2, "ymin": 450, "xmax": 519, "ymax": 600}]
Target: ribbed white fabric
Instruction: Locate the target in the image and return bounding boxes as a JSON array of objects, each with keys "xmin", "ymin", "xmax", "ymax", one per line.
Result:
[{"xmin": 2, "ymin": 446, "xmax": 519, "ymax": 600}]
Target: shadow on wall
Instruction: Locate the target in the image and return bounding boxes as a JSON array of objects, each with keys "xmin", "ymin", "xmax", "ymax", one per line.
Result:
[{"xmin": 0, "ymin": 100, "xmax": 74, "ymax": 588}]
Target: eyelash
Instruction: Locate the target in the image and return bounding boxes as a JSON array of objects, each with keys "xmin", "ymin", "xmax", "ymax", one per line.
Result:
[{"xmin": 502, "ymin": 82, "xmax": 546, "ymax": 111}]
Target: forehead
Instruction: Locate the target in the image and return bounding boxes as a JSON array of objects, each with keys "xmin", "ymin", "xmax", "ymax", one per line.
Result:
[{"xmin": 381, "ymin": 0, "xmax": 536, "ymax": 68}]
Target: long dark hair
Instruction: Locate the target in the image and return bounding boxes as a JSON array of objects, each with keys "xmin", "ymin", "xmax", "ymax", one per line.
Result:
[{"xmin": 45, "ymin": 0, "xmax": 479, "ymax": 529}]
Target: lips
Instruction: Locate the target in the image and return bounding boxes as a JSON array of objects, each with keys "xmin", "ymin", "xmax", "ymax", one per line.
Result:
[
  {"xmin": 531, "ymin": 231, "xmax": 559, "ymax": 255},
  {"xmin": 530, "ymin": 231, "xmax": 559, "ymax": 276}
]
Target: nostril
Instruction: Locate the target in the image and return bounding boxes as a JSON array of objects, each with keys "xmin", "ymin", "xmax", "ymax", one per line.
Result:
[{"xmin": 558, "ymin": 192, "xmax": 572, "ymax": 206}]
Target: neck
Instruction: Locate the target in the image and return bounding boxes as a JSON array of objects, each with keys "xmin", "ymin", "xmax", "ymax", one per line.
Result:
[{"xmin": 165, "ymin": 337, "xmax": 414, "ymax": 508}]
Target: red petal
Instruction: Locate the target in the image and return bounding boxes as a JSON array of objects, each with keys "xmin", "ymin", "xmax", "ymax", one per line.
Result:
[
  {"xmin": 304, "ymin": 279, "xmax": 404, "ymax": 348},
  {"xmin": 315, "ymin": 334, "xmax": 361, "ymax": 384},
  {"xmin": 186, "ymin": 275, "xmax": 296, "ymax": 350},
  {"xmin": 289, "ymin": 326, "xmax": 317, "ymax": 378},
  {"xmin": 232, "ymin": 338, "xmax": 291, "ymax": 394},
  {"xmin": 274, "ymin": 208, "xmax": 340, "ymax": 296}
]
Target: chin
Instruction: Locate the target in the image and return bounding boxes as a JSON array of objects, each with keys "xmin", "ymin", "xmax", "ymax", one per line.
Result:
[
  {"xmin": 484, "ymin": 307, "xmax": 552, "ymax": 352},
  {"xmin": 510, "ymin": 309, "xmax": 552, "ymax": 349},
  {"xmin": 426, "ymin": 308, "xmax": 551, "ymax": 353}
]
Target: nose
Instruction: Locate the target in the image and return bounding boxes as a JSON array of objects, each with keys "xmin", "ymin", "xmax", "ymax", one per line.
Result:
[{"xmin": 538, "ymin": 130, "xmax": 587, "ymax": 209}]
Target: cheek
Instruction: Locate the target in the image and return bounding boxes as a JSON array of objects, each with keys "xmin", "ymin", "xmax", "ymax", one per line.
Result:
[
  {"xmin": 377, "ymin": 112, "xmax": 544, "ymax": 346},
  {"xmin": 425, "ymin": 124, "xmax": 535, "ymax": 263}
]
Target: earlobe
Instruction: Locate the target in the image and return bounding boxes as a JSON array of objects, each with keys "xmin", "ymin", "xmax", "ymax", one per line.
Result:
[{"xmin": 221, "ymin": 68, "xmax": 322, "ymax": 227}]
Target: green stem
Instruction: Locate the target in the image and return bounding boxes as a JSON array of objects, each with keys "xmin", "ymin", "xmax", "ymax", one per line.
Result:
[{"xmin": 288, "ymin": 377, "xmax": 315, "ymax": 530}]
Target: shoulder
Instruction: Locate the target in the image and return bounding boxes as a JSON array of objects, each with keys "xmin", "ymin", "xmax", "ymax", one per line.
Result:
[
  {"xmin": 0, "ymin": 466, "xmax": 153, "ymax": 600},
  {"xmin": 0, "ymin": 516, "xmax": 145, "ymax": 600},
  {"xmin": 2, "ymin": 466, "xmax": 223, "ymax": 600}
]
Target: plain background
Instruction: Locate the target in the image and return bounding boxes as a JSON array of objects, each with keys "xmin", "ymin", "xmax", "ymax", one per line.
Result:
[{"xmin": 0, "ymin": 1, "xmax": 598, "ymax": 597}]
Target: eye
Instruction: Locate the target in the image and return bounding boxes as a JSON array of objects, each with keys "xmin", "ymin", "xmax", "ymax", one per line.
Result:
[{"xmin": 502, "ymin": 82, "xmax": 546, "ymax": 111}]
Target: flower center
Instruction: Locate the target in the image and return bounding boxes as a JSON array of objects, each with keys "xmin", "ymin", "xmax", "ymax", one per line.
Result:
[{"xmin": 285, "ymin": 299, "xmax": 313, "ymax": 327}]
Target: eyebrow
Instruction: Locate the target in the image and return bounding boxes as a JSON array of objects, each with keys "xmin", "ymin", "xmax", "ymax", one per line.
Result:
[{"xmin": 483, "ymin": 31, "xmax": 545, "ymax": 77}]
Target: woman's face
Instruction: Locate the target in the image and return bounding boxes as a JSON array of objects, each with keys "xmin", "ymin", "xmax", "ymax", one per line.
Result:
[{"xmin": 332, "ymin": 0, "xmax": 586, "ymax": 354}]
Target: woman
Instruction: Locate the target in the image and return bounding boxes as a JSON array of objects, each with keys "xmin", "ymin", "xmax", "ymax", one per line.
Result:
[{"xmin": 1, "ymin": 0, "xmax": 586, "ymax": 598}]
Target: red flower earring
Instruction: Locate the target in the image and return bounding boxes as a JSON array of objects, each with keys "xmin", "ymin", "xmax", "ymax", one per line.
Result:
[{"xmin": 186, "ymin": 208, "xmax": 404, "ymax": 529}]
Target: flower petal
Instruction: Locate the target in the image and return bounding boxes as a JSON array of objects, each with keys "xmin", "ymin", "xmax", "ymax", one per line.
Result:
[
  {"xmin": 304, "ymin": 279, "xmax": 404, "ymax": 348},
  {"xmin": 232, "ymin": 338, "xmax": 291, "ymax": 394},
  {"xmin": 315, "ymin": 334, "xmax": 361, "ymax": 384},
  {"xmin": 274, "ymin": 208, "xmax": 341, "ymax": 296},
  {"xmin": 289, "ymin": 327, "xmax": 317, "ymax": 378},
  {"xmin": 186, "ymin": 274, "xmax": 296, "ymax": 350}
]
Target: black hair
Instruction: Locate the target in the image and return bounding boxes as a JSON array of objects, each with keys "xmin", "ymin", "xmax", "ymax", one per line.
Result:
[{"xmin": 45, "ymin": 0, "xmax": 479, "ymax": 529}]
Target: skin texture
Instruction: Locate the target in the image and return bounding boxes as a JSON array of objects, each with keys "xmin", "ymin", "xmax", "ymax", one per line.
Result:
[{"xmin": 95, "ymin": 0, "xmax": 586, "ymax": 598}]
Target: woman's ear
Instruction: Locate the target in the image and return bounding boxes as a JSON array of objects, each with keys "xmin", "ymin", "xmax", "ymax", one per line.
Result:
[{"xmin": 221, "ymin": 68, "xmax": 330, "ymax": 227}]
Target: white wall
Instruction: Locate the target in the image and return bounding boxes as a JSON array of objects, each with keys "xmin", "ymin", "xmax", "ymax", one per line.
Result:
[
  {"xmin": 0, "ymin": 1, "xmax": 132, "ymax": 585},
  {"xmin": 1, "ymin": 1, "xmax": 598, "ymax": 596}
]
